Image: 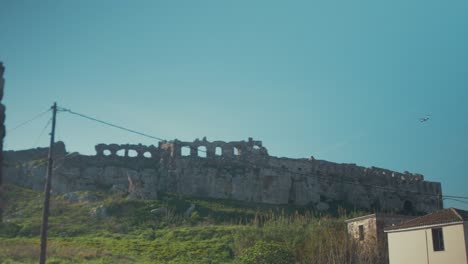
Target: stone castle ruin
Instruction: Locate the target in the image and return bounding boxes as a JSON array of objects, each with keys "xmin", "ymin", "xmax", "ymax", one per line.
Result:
[{"xmin": 4, "ymin": 137, "xmax": 443, "ymax": 213}]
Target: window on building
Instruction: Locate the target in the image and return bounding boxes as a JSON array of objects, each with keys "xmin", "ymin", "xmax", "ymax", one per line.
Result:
[
  {"xmin": 432, "ymin": 228, "xmax": 445, "ymax": 251},
  {"xmin": 358, "ymin": 225, "xmax": 364, "ymax": 241}
]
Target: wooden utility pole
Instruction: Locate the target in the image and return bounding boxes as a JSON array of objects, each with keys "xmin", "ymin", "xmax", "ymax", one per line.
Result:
[
  {"xmin": 0, "ymin": 62, "xmax": 5, "ymax": 223},
  {"xmin": 39, "ymin": 102, "xmax": 57, "ymax": 264}
]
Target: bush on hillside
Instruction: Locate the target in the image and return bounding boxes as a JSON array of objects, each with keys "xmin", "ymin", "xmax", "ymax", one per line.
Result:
[
  {"xmin": 239, "ymin": 241, "xmax": 294, "ymax": 264},
  {"xmin": 0, "ymin": 222, "xmax": 20, "ymax": 238}
]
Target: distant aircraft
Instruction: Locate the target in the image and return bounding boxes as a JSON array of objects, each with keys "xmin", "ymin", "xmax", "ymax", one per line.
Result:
[{"xmin": 419, "ymin": 114, "xmax": 431, "ymax": 123}]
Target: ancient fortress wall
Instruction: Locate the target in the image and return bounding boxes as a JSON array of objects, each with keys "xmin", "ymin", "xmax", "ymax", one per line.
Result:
[{"xmin": 4, "ymin": 138, "xmax": 442, "ymax": 213}]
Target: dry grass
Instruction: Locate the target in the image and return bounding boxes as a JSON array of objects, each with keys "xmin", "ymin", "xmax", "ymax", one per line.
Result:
[
  {"xmin": 0, "ymin": 238, "xmax": 121, "ymax": 263},
  {"xmin": 233, "ymin": 210, "xmax": 388, "ymax": 264}
]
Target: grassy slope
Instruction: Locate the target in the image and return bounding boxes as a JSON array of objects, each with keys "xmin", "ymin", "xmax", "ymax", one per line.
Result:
[{"xmin": 0, "ymin": 184, "xmax": 367, "ymax": 264}]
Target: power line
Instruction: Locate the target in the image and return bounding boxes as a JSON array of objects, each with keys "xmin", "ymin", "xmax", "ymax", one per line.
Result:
[
  {"xmin": 443, "ymin": 195, "xmax": 468, "ymax": 200},
  {"xmin": 33, "ymin": 117, "xmax": 52, "ymax": 148},
  {"xmin": 7, "ymin": 108, "xmax": 51, "ymax": 133},
  {"xmin": 58, "ymin": 107, "xmax": 166, "ymax": 142},
  {"xmin": 57, "ymin": 106, "xmax": 203, "ymax": 153},
  {"xmin": 56, "ymin": 105, "xmax": 468, "ymax": 201},
  {"xmin": 443, "ymin": 197, "xmax": 468, "ymax": 205}
]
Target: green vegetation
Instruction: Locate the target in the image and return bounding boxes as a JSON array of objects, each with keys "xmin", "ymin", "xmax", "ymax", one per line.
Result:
[
  {"xmin": 0, "ymin": 184, "xmax": 382, "ymax": 263},
  {"xmin": 238, "ymin": 241, "xmax": 294, "ymax": 264}
]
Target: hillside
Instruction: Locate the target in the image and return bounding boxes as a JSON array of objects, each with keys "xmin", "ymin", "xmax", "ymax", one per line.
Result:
[{"xmin": 0, "ymin": 183, "xmax": 385, "ymax": 263}]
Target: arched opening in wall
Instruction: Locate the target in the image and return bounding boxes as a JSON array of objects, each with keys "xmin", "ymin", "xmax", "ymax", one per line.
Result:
[
  {"xmin": 198, "ymin": 146, "xmax": 207, "ymax": 158},
  {"xmin": 233, "ymin": 147, "xmax": 239, "ymax": 156},
  {"xmin": 128, "ymin": 149, "xmax": 138, "ymax": 158},
  {"xmin": 403, "ymin": 200, "xmax": 414, "ymax": 214},
  {"xmin": 181, "ymin": 146, "xmax": 191, "ymax": 157},
  {"xmin": 116, "ymin": 149, "xmax": 125, "ymax": 157},
  {"xmin": 253, "ymin": 145, "xmax": 261, "ymax": 150},
  {"xmin": 143, "ymin": 152, "xmax": 152, "ymax": 158},
  {"xmin": 215, "ymin": 147, "xmax": 222, "ymax": 156},
  {"xmin": 103, "ymin": 150, "xmax": 111, "ymax": 156}
]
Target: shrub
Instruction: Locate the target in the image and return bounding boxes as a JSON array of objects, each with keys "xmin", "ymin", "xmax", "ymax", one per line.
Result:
[
  {"xmin": 239, "ymin": 241, "xmax": 294, "ymax": 264},
  {"xmin": 0, "ymin": 222, "xmax": 20, "ymax": 238}
]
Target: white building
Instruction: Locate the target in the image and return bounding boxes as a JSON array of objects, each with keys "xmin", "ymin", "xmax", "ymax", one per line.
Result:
[{"xmin": 385, "ymin": 208, "xmax": 468, "ymax": 264}]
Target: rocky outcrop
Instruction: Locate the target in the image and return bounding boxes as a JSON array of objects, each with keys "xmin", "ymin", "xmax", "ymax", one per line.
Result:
[{"xmin": 3, "ymin": 138, "xmax": 443, "ymax": 213}]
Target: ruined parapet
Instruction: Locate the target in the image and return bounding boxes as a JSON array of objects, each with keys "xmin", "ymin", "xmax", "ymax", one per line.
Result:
[
  {"xmin": 0, "ymin": 62, "xmax": 5, "ymax": 221},
  {"xmin": 4, "ymin": 141, "xmax": 67, "ymax": 164},
  {"xmin": 366, "ymin": 166, "xmax": 424, "ymax": 182},
  {"xmin": 159, "ymin": 140, "xmax": 180, "ymax": 158},
  {"xmin": 95, "ymin": 143, "xmax": 161, "ymax": 160},
  {"xmin": 301, "ymin": 157, "xmax": 425, "ymax": 183},
  {"xmin": 167, "ymin": 137, "xmax": 268, "ymax": 159}
]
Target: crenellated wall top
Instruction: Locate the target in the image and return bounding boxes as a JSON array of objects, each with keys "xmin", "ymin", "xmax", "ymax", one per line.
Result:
[{"xmin": 91, "ymin": 138, "xmax": 425, "ymax": 182}]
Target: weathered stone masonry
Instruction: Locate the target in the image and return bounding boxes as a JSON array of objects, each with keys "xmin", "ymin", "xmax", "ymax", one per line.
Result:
[{"xmin": 4, "ymin": 137, "xmax": 443, "ymax": 213}]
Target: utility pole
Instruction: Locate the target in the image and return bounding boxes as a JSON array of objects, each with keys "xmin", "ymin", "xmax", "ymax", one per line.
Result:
[
  {"xmin": 39, "ymin": 102, "xmax": 57, "ymax": 264},
  {"xmin": 0, "ymin": 62, "xmax": 5, "ymax": 223}
]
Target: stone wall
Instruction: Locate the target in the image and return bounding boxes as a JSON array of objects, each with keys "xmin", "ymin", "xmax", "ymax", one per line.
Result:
[
  {"xmin": 3, "ymin": 138, "xmax": 443, "ymax": 213},
  {"xmin": 4, "ymin": 141, "xmax": 67, "ymax": 164}
]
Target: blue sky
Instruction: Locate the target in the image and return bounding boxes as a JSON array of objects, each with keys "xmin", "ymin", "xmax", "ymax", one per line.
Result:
[{"xmin": 1, "ymin": 0, "xmax": 467, "ymax": 209}]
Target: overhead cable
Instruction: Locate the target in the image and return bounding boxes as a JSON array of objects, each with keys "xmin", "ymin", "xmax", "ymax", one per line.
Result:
[
  {"xmin": 7, "ymin": 108, "xmax": 51, "ymax": 133},
  {"xmin": 58, "ymin": 107, "xmax": 166, "ymax": 142}
]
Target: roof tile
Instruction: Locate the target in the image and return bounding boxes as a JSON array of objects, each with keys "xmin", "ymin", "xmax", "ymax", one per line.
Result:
[{"xmin": 386, "ymin": 208, "xmax": 468, "ymax": 231}]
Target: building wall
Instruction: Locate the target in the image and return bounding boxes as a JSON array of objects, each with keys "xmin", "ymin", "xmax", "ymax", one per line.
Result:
[
  {"xmin": 347, "ymin": 217, "xmax": 378, "ymax": 245},
  {"xmin": 347, "ymin": 215, "xmax": 414, "ymax": 245},
  {"xmin": 465, "ymin": 223, "xmax": 468, "ymax": 263},
  {"xmin": 388, "ymin": 224, "xmax": 467, "ymax": 264},
  {"xmin": 388, "ymin": 229, "xmax": 428, "ymax": 264},
  {"xmin": 427, "ymin": 224, "xmax": 467, "ymax": 264},
  {"xmin": 463, "ymin": 222, "xmax": 468, "ymax": 263},
  {"xmin": 346, "ymin": 214, "xmax": 415, "ymax": 264}
]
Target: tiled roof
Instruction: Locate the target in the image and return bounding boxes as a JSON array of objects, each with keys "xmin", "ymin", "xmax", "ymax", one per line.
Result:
[
  {"xmin": 344, "ymin": 213, "xmax": 413, "ymax": 223},
  {"xmin": 385, "ymin": 208, "xmax": 468, "ymax": 231}
]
